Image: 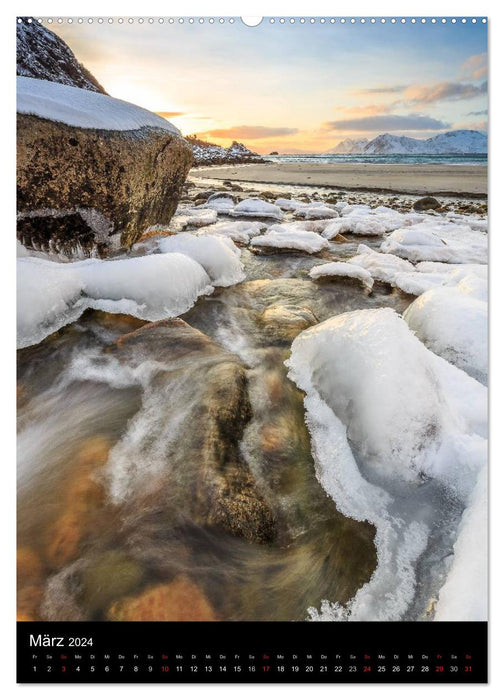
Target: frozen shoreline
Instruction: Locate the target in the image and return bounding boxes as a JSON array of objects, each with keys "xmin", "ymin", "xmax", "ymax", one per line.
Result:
[{"xmin": 192, "ymin": 162, "xmax": 488, "ymax": 198}]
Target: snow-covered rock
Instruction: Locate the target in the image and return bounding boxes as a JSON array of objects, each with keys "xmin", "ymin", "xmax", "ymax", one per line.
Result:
[
  {"xmin": 287, "ymin": 308, "xmax": 487, "ymax": 621},
  {"xmin": 323, "ymin": 216, "xmax": 387, "ymax": 238},
  {"xmin": 251, "ymin": 224, "xmax": 328, "ymax": 253},
  {"xmin": 188, "ymin": 137, "xmax": 263, "ymax": 165},
  {"xmin": 403, "ymin": 281, "xmax": 487, "ymax": 384},
  {"xmin": 393, "ymin": 262, "xmax": 487, "ymax": 297},
  {"xmin": 348, "ymin": 244, "xmax": 415, "ymax": 284},
  {"xmin": 309, "ymin": 261, "xmax": 374, "ymax": 291},
  {"xmin": 17, "ymin": 253, "xmax": 213, "ymax": 348},
  {"xmin": 274, "ymin": 198, "xmax": 308, "ymax": 211},
  {"xmin": 17, "ymin": 78, "xmax": 192, "ymax": 253},
  {"xmin": 17, "ymin": 76, "xmax": 180, "ymax": 134},
  {"xmin": 295, "ymin": 203, "xmax": 339, "ymax": 220},
  {"xmin": 229, "ymin": 198, "xmax": 283, "ymax": 220},
  {"xmin": 195, "ymin": 220, "xmax": 266, "ymax": 244},
  {"xmin": 198, "ymin": 194, "xmax": 236, "ymax": 213},
  {"xmin": 381, "ymin": 222, "xmax": 487, "ymax": 264},
  {"xmin": 171, "ymin": 208, "xmax": 219, "ymax": 230},
  {"xmin": 158, "ymin": 233, "xmax": 245, "ymax": 287}
]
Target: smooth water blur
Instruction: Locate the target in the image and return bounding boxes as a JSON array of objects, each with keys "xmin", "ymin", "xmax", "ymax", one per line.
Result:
[{"xmin": 17, "ymin": 249, "xmax": 413, "ymax": 622}]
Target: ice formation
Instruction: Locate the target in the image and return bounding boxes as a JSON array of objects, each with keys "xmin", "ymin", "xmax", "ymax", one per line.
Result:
[
  {"xmin": 348, "ymin": 244, "xmax": 415, "ymax": 284},
  {"xmin": 403, "ymin": 280, "xmax": 488, "ymax": 384},
  {"xmin": 157, "ymin": 233, "xmax": 245, "ymax": 287},
  {"xmin": 229, "ymin": 198, "xmax": 283, "ymax": 219},
  {"xmin": 171, "ymin": 207, "xmax": 219, "ymax": 230},
  {"xmin": 196, "ymin": 220, "xmax": 266, "ymax": 244},
  {"xmin": 381, "ymin": 221, "xmax": 487, "ymax": 264},
  {"xmin": 17, "ymin": 253, "xmax": 214, "ymax": 348},
  {"xmin": 309, "ymin": 261, "xmax": 374, "ymax": 291},
  {"xmin": 286, "ymin": 309, "xmax": 487, "ymax": 621},
  {"xmin": 251, "ymin": 224, "xmax": 329, "ymax": 253}
]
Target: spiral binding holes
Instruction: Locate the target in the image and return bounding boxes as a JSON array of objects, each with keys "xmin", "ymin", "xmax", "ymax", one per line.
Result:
[{"xmin": 22, "ymin": 17, "xmax": 488, "ymax": 26}]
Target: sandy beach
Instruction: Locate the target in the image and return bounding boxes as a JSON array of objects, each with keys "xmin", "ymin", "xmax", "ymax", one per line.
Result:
[{"xmin": 193, "ymin": 162, "xmax": 487, "ymax": 198}]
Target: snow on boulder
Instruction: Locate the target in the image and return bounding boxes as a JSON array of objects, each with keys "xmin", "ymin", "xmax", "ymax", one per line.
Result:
[
  {"xmin": 381, "ymin": 222, "xmax": 487, "ymax": 264},
  {"xmin": 17, "ymin": 253, "xmax": 213, "ymax": 348},
  {"xmin": 158, "ymin": 233, "xmax": 245, "ymax": 287},
  {"xmin": 403, "ymin": 282, "xmax": 487, "ymax": 384},
  {"xmin": 17, "ymin": 76, "xmax": 180, "ymax": 133},
  {"xmin": 17, "ymin": 77, "xmax": 192, "ymax": 254},
  {"xmin": 348, "ymin": 243, "xmax": 415, "ymax": 284},
  {"xmin": 309, "ymin": 261, "xmax": 374, "ymax": 291},
  {"xmin": 251, "ymin": 224, "xmax": 329, "ymax": 253},
  {"xmin": 196, "ymin": 220, "xmax": 266, "ymax": 245},
  {"xmin": 229, "ymin": 198, "xmax": 283, "ymax": 220},
  {"xmin": 287, "ymin": 308, "xmax": 487, "ymax": 621}
]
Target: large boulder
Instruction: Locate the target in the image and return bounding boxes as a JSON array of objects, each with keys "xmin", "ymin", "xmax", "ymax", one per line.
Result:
[{"xmin": 16, "ymin": 18, "xmax": 193, "ymax": 256}]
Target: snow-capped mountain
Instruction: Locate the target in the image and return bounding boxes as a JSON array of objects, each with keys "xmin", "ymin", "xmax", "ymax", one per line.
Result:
[
  {"xmin": 17, "ymin": 17, "xmax": 106, "ymax": 94},
  {"xmin": 325, "ymin": 138, "xmax": 369, "ymax": 154},
  {"xmin": 418, "ymin": 130, "xmax": 488, "ymax": 154},
  {"xmin": 329, "ymin": 130, "xmax": 487, "ymax": 155}
]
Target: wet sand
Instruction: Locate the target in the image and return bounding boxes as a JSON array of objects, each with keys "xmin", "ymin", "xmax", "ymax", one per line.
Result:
[{"xmin": 193, "ymin": 162, "xmax": 487, "ymax": 198}]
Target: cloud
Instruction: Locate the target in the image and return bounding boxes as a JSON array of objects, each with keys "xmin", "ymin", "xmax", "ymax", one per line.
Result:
[
  {"xmin": 336, "ymin": 103, "xmax": 392, "ymax": 117},
  {"xmin": 324, "ymin": 114, "xmax": 450, "ymax": 132},
  {"xmin": 460, "ymin": 53, "xmax": 487, "ymax": 80},
  {"xmin": 156, "ymin": 111, "xmax": 185, "ymax": 118},
  {"xmin": 452, "ymin": 120, "xmax": 487, "ymax": 133},
  {"xmin": 467, "ymin": 109, "xmax": 488, "ymax": 117},
  {"xmin": 206, "ymin": 126, "xmax": 299, "ymax": 139},
  {"xmin": 402, "ymin": 81, "xmax": 487, "ymax": 105},
  {"xmin": 353, "ymin": 85, "xmax": 406, "ymax": 95}
]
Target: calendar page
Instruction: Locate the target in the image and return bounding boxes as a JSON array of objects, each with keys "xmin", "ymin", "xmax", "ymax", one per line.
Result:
[{"xmin": 16, "ymin": 14, "xmax": 488, "ymax": 684}]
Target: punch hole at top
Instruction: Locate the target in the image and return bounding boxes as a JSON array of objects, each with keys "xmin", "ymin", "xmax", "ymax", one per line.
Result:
[{"xmin": 241, "ymin": 17, "xmax": 263, "ymax": 27}]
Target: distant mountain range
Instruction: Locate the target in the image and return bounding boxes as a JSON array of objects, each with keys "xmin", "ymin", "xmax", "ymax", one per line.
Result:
[{"xmin": 326, "ymin": 130, "xmax": 487, "ymax": 155}]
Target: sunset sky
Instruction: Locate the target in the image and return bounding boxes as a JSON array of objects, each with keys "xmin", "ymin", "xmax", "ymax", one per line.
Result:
[{"xmin": 50, "ymin": 18, "xmax": 487, "ymax": 153}]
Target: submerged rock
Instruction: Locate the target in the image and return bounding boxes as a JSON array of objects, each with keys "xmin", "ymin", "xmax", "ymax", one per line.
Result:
[
  {"xmin": 17, "ymin": 547, "xmax": 46, "ymax": 620},
  {"xmin": 80, "ymin": 550, "xmax": 144, "ymax": 614},
  {"xmin": 108, "ymin": 320, "xmax": 276, "ymax": 543},
  {"xmin": 44, "ymin": 437, "xmax": 111, "ymax": 568},
  {"xmin": 108, "ymin": 576, "xmax": 218, "ymax": 621},
  {"xmin": 257, "ymin": 304, "xmax": 318, "ymax": 342}
]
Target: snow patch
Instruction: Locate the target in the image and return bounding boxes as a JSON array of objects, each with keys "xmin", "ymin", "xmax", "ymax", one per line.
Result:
[{"xmin": 17, "ymin": 76, "xmax": 180, "ymax": 134}]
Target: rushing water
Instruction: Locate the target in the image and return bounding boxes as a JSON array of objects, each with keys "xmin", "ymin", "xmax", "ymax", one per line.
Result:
[{"xmin": 17, "ymin": 236, "xmax": 419, "ymax": 622}]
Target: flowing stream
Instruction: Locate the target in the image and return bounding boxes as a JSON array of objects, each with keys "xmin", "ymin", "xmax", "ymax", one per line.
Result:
[{"xmin": 18, "ymin": 241, "xmax": 415, "ymax": 622}]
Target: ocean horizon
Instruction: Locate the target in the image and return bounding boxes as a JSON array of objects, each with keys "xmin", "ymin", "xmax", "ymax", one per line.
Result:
[{"xmin": 263, "ymin": 153, "xmax": 487, "ymax": 165}]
